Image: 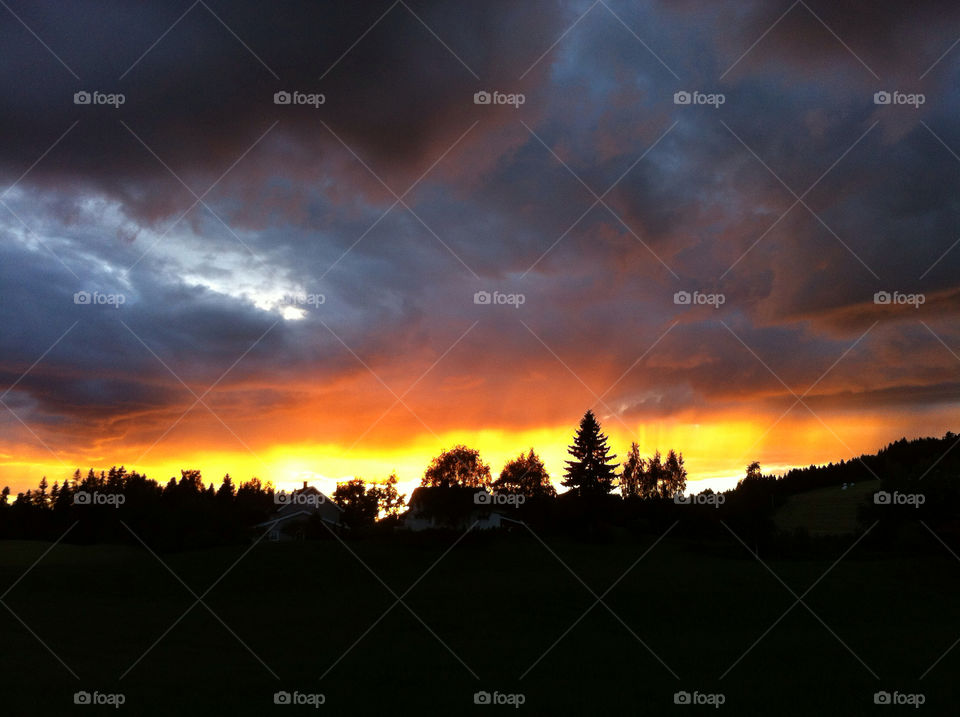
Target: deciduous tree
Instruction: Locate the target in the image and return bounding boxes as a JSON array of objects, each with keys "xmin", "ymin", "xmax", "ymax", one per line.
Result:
[
  {"xmin": 495, "ymin": 449, "xmax": 556, "ymax": 498},
  {"xmin": 422, "ymin": 445, "xmax": 492, "ymax": 488}
]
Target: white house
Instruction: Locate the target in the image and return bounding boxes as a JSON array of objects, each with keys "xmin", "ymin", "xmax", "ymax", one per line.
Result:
[
  {"xmin": 254, "ymin": 482, "xmax": 344, "ymax": 541},
  {"xmin": 402, "ymin": 486, "xmax": 506, "ymax": 532}
]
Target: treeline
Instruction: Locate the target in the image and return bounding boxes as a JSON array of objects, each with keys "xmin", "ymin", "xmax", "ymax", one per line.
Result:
[
  {"xmin": 389, "ymin": 409, "xmax": 765, "ymax": 544},
  {"xmin": 0, "ymin": 467, "xmax": 276, "ymax": 550},
  {"xmin": 0, "ymin": 409, "xmax": 700, "ymax": 546},
  {"xmin": 724, "ymin": 431, "xmax": 960, "ymax": 512},
  {"xmin": 410, "ymin": 410, "xmax": 689, "ymax": 498},
  {"xmin": 709, "ymin": 432, "xmax": 960, "ymax": 553},
  {"xmin": 324, "ymin": 411, "xmax": 690, "ymax": 529},
  {"xmin": 2, "ymin": 408, "xmax": 959, "ymax": 552},
  {"xmin": 770, "ymin": 432, "xmax": 960, "ymax": 494},
  {"xmin": 358, "ymin": 413, "xmax": 960, "ymax": 553}
]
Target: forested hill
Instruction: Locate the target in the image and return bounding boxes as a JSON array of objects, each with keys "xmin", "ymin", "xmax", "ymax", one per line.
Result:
[{"xmin": 768, "ymin": 432, "xmax": 959, "ymax": 495}]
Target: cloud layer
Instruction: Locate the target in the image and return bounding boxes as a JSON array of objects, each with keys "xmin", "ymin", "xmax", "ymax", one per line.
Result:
[{"xmin": 2, "ymin": 0, "xmax": 960, "ymax": 485}]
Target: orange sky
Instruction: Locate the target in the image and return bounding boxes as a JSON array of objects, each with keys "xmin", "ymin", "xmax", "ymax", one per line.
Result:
[
  {"xmin": 2, "ymin": 0, "xmax": 960, "ymax": 504},
  {"xmin": 3, "ymin": 401, "xmax": 956, "ymax": 499}
]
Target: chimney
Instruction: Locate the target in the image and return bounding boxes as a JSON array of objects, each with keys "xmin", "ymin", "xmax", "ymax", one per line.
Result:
[{"xmin": 303, "ymin": 480, "xmax": 308, "ymax": 490}]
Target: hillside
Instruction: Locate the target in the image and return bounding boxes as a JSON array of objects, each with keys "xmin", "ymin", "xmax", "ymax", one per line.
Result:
[{"xmin": 772, "ymin": 481, "xmax": 876, "ymax": 536}]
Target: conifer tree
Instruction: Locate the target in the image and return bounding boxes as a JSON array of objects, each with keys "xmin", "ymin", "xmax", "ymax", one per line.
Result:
[{"xmin": 562, "ymin": 410, "xmax": 618, "ymax": 496}]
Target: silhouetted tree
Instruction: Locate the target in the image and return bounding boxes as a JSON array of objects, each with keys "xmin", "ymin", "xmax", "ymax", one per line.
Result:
[
  {"xmin": 494, "ymin": 449, "xmax": 556, "ymax": 498},
  {"xmin": 235, "ymin": 477, "xmax": 275, "ymax": 526},
  {"xmin": 644, "ymin": 451, "xmax": 665, "ymax": 497},
  {"xmin": 53, "ymin": 476, "xmax": 73, "ymax": 514},
  {"xmin": 371, "ymin": 473, "xmax": 406, "ymax": 518},
  {"xmin": 422, "ymin": 445, "xmax": 491, "ymax": 488},
  {"xmin": 620, "ymin": 442, "xmax": 644, "ymax": 499},
  {"xmin": 179, "ymin": 469, "xmax": 203, "ymax": 493},
  {"xmin": 106, "ymin": 466, "xmax": 126, "ymax": 493},
  {"xmin": 0, "ymin": 486, "xmax": 7, "ymax": 538},
  {"xmin": 216, "ymin": 474, "xmax": 235, "ymax": 503},
  {"xmin": 738, "ymin": 461, "xmax": 763, "ymax": 487},
  {"xmin": 660, "ymin": 450, "xmax": 688, "ymax": 498},
  {"xmin": 334, "ymin": 479, "xmax": 379, "ymax": 528},
  {"xmin": 733, "ymin": 461, "xmax": 777, "ymax": 507},
  {"xmin": 34, "ymin": 477, "xmax": 48, "ymax": 507},
  {"xmin": 562, "ymin": 410, "xmax": 618, "ymax": 497}
]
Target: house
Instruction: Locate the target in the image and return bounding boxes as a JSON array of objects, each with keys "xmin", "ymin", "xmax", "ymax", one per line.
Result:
[
  {"xmin": 254, "ymin": 481, "xmax": 344, "ymax": 541},
  {"xmin": 402, "ymin": 486, "xmax": 507, "ymax": 531}
]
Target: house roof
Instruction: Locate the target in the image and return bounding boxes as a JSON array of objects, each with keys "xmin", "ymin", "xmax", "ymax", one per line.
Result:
[
  {"xmin": 273, "ymin": 486, "xmax": 343, "ymax": 519},
  {"xmin": 407, "ymin": 486, "xmax": 493, "ymax": 519},
  {"xmin": 249, "ymin": 485, "xmax": 344, "ymax": 529}
]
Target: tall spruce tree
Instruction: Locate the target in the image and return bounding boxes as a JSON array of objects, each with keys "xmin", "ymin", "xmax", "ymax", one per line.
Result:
[{"xmin": 562, "ymin": 410, "xmax": 618, "ymax": 496}]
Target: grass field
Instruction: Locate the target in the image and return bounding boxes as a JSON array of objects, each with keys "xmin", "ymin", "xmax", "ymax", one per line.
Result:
[
  {"xmin": 1, "ymin": 530, "xmax": 957, "ymax": 716},
  {"xmin": 773, "ymin": 481, "xmax": 877, "ymax": 536}
]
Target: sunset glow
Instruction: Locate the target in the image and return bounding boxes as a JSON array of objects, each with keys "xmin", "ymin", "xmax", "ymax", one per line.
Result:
[
  {"xmin": 0, "ymin": 0, "xmax": 958, "ymax": 503},
  {"xmin": 4, "ymin": 404, "xmax": 958, "ymax": 497},
  {"xmin": 5, "ymin": 3, "xmax": 960, "ymax": 715}
]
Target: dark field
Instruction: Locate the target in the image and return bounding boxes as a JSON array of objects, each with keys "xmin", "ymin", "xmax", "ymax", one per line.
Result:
[{"xmin": 1, "ymin": 531, "xmax": 957, "ymax": 716}]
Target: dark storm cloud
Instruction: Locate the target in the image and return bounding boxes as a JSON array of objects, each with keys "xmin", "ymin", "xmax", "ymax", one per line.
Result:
[
  {"xmin": 658, "ymin": 0, "xmax": 960, "ymax": 82},
  {"xmin": 0, "ymin": 0, "xmax": 566, "ymax": 211},
  {"xmin": 2, "ymin": 0, "xmax": 960, "ymax": 448}
]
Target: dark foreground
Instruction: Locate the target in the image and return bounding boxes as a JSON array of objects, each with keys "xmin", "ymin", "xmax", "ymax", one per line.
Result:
[{"xmin": 0, "ymin": 531, "xmax": 956, "ymax": 716}]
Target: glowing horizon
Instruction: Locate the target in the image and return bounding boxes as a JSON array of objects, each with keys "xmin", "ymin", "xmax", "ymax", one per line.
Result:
[
  {"xmin": 2, "ymin": 1, "xmax": 959, "ymax": 507},
  {"xmin": 3, "ymin": 405, "xmax": 956, "ymax": 498}
]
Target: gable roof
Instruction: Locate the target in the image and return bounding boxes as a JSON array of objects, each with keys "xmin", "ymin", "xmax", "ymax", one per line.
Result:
[
  {"xmin": 273, "ymin": 486, "xmax": 343, "ymax": 519},
  {"xmin": 407, "ymin": 486, "xmax": 493, "ymax": 519}
]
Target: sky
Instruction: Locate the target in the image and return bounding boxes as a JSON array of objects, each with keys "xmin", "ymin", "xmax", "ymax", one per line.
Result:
[{"xmin": 1, "ymin": 0, "xmax": 959, "ymax": 498}]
